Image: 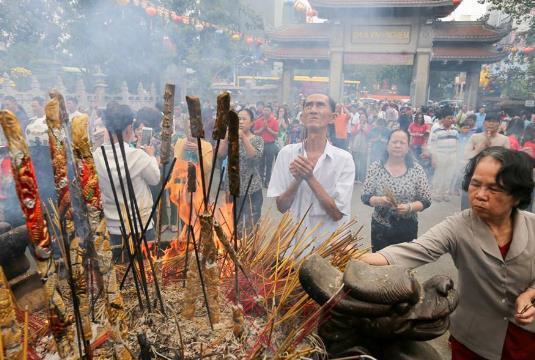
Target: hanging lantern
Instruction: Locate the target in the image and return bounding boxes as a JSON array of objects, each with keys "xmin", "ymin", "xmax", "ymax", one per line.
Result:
[
  {"xmin": 246, "ymin": 36, "xmax": 254, "ymax": 45},
  {"xmin": 231, "ymin": 33, "xmax": 241, "ymax": 41},
  {"xmin": 171, "ymin": 13, "xmax": 181, "ymax": 23},
  {"xmin": 145, "ymin": 6, "xmax": 157, "ymax": 16},
  {"xmin": 523, "ymin": 47, "xmax": 535, "ymax": 55}
]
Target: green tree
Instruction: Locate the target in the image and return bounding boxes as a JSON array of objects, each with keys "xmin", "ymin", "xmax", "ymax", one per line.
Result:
[{"xmin": 480, "ymin": 0, "xmax": 534, "ymax": 99}]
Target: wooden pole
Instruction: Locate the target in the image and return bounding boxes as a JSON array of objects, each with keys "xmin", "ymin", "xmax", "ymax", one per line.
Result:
[{"xmin": 23, "ymin": 306, "xmax": 28, "ymax": 360}]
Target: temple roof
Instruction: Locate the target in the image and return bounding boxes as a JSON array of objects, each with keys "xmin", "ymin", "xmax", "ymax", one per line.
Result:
[
  {"xmin": 262, "ymin": 47, "xmax": 329, "ymax": 60},
  {"xmin": 309, "ymin": 0, "xmax": 456, "ymax": 8},
  {"xmin": 433, "ymin": 21, "xmax": 509, "ymax": 42},
  {"xmin": 432, "ymin": 46, "xmax": 507, "ymax": 62},
  {"xmin": 263, "ymin": 45, "xmax": 506, "ymax": 63},
  {"xmin": 266, "ymin": 24, "xmax": 330, "ymax": 42}
]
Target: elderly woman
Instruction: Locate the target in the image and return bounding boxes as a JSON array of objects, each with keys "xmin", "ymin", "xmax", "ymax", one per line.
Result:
[
  {"xmin": 361, "ymin": 147, "xmax": 535, "ymax": 360},
  {"xmin": 362, "ymin": 129, "xmax": 432, "ymax": 252},
  {"xmin": 219, "ymin": 108, "xmax": 264, "ymax": 235}
]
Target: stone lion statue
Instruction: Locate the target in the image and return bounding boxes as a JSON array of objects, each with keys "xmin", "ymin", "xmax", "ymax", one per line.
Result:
[{"xmin": 299, "ymin": 254, "xmax": 459, "ymax": 359}]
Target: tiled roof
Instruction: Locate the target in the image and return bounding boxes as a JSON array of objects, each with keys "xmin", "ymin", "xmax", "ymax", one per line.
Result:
[
  {"xmin": 262, "ymin": 47, "xmax": 329, "ymax": 60},
  {"xmin": 266, "ymin": 24, "xmax": 331, "ymax": 42},
  {"xmin": 310, "ymin": 0, "xmax": 455, "ymax": 7},
  {"xmin": 432, "ymin": 46, "xmax": 507, "ymax": 62},
  {"xmin": 433, "ymin": 21, "xmax": 509, "ymax": 42}
]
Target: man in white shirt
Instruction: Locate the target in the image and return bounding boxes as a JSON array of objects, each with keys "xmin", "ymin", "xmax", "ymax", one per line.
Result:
[
  {"xmin": 66, "ymin": 96, "xmax": 83, "ymax": 121},
  {"xmin": 93, "ymin": 102, "xmax": 160, "ymax": 261},
  {"xmin": 267, "ymin": 93, "xmax": 355, "ymax": 244},
  {"xmin": 428, "ymin": 106, "xmax": 459, "ymax": 202},
  {"xmin": 25, "ymin": 96, "xmax": 48, "ymax": 146}
]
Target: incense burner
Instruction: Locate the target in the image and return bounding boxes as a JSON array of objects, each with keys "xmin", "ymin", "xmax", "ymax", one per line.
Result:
[{"xmin": 300, "ymin": 255, "xmax": 459, "ymax": 359}]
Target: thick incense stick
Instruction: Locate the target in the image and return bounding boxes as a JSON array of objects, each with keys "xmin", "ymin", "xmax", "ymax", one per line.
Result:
[
  {"xmin": 182, "ymin": 162, "xmax": 197, "ymax": 288},
  {"xmin": 189, "ymin": 225, "xmax": 214, "ymax": 330},
  {"xmin": 207, "ymin": 92, "xmax": 230, "ymax": 199},
  {"xmin": 186, "ymin": 96, "xmax": 208, "ymax": 209}
]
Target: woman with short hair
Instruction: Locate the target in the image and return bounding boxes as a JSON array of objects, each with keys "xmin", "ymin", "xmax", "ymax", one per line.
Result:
[
  {"xmin": 361, "ymin": 129, "xmax": 432, "ymax": 252},
  {"xmin": 361, "ymin": 147, "xmax": 535, "ymax": 359}
]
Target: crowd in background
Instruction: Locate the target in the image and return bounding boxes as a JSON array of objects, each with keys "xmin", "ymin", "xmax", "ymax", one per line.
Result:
[{"xmin": 1, "ymin": 93, "xmax": 535, "ymax": 245}]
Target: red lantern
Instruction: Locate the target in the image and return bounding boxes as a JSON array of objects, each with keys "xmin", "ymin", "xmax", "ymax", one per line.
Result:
[
  {"xmin": 246, "ymin": 36, "xmax": 254, "ymax": 45},
  {"xmin": 523, "ymin": 47, "xmax": 535, "ymax": 55},
  {"xmin": 145, "ymin": 6, "xmax": 157, "ymax": 17},
  {"xmin": 171, "ymin": 12, "xmax": 181, "ymax": 23}
]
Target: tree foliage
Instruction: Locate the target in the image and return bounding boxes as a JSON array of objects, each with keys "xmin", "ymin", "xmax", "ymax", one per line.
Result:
[{"xmin": 0, "ymin": 0, "xmax": 263, "ymax": 96}]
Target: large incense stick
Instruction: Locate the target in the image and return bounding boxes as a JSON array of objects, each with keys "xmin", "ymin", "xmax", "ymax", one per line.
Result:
[
  {"xmin": 189, "ymin": 225, "xmax": 214, "ymax": 330},
  {"xmin": 182, "ymin": 162, "xmax": 197, "ymax": 288},
  {"xmin": 186, "ymin": 96, "xmax": 208, "ymax": 209},
  {"xmin": 156, "ymin": 84, "xmax": 175, "ymax": 256},
  {"xmin": 227, "ymin": 110, "xmax": 240, "ymax": 307},
  {"xmin": 206, "ymin": 92, "xmax": 230, "ymax": 199}
]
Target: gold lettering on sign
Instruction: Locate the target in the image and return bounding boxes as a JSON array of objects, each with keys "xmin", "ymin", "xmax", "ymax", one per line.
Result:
[{"xmin": 351, "ymin": 26, "xmax": 411, "ymax": 44}]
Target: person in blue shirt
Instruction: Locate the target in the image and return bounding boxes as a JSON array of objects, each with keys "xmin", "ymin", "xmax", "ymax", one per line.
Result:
[{"xmin": 475, "ymin": 106, "xmax": 486, "ymax": 133}]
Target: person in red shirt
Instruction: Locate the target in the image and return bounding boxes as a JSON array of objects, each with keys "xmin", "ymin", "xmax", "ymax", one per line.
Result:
[
  {"xmin": 254, "ymin": 105, "xmax": 279, "ymax": 186},
  {"xmin": 506, "ymin": 117, "xmax": 525, "ymax": 152},
  {"xmin": 521, "ymin": 124, "xmax": 535, "ymax": 158},
  {"xmin": 332, "ymin": 104, "xmax": 350, "ymax": 150},
  {"xmin": 408, "ymin": 112, "xmax": 428, "ymax": 157}
]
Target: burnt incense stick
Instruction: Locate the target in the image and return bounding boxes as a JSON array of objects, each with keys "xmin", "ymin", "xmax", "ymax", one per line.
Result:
[
  {"xmin": 211, "ymin": 165, "xmax": 226, "ymax": 218},
  {"xmin": 116, "ymin": 132, "xmax": 166, "ymax": 314},
  {"xmin": 100, "ymin": 146, "xmax": 144, "ymax": 310},
  {"xmin": 107, "ymin": 133, "xmax": 151, "ymax": 311},
  {"xmin": 189, "ymin": 224, "xmax": 214, "ymax": 330},
  {"xmin": 186, "ymin": 96, "xmax": 208, "ymax": 209},
  {"xmin": 156, "ymin": 84, "xmax": 175, "ymax": 257},
  {"xmin": 227, "ymin": 109, "xmax": 240, "ymax": 306},
  {"xmin": 60, "ymin": 220, "xmax": 89, "ymax": 360},
  {"xmin": 207, "ymin": 92, "xmax": 230, "ymax": 199},
  {"xmin": 119, "ymin": 157, "xmax": 177, "ymax": 289},
  {"xmin": 183, "ymin": 162, "xmax": 197, "ymax": 288}
]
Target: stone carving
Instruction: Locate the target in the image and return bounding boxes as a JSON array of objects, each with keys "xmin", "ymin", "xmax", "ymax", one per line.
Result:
[{"xmin": 299, "ymin": 255, "xmax": 458, "ymax": 359}]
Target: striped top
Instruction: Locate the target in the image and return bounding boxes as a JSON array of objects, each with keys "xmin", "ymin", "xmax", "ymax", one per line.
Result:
[{"xmin": 428, "ymin": 125, "xmax": 459, "ymax": 155}]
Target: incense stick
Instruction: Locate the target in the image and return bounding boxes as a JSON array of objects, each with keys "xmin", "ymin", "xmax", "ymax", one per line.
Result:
[
  {"xmin": 189, "ymin": 225, "xmax": 214, "ymax": 330},
  {"xmin": 23, "ymin": 306, "xmax": 28, "ymax": 360},
  {"xmin": 100, "ymin": 145, "xmax": 144, "ymax": 310},
  {"xmin": 116, "ymin": 132, "xmax": 166, "ymax": 314}
]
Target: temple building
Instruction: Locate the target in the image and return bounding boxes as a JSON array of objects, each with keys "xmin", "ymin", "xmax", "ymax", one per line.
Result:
[{"xmin": 264, "ymin": 0, "xmax": 509, "ymax": 108}]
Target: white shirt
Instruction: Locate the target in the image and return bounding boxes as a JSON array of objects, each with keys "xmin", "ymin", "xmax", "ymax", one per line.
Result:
[
  {"xmin": 93, "ymin": 142, "xmax": 160, "ymax": 235},
  {"xmin": 25, "ymin": 116, "xmax": 48, "ymax": 146},
  {"xmin": 267, "ymin": 142, "xmax": 355, "ymax": 242}
]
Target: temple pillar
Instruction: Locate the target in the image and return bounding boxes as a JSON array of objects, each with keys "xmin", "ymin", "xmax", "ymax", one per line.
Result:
[
  {"xmin": 281, "ymin": 64, "xmax": 293, "ymax": 105},
  {"xmin": 464, "ymin": 64, "xmax": 481, "ymax": 111},
  {"xmin": 412, "ymin": 51, "xmax": 431, "ymax": 108},
  {"xmin": 329, "ymin": 51, "xmax": 343, "ymax": 102}
]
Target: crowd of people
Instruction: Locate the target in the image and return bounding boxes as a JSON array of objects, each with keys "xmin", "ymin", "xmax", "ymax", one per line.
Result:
[{"xmin": 0, "ymin": 91, "xmax": 535, "ymax": 358}]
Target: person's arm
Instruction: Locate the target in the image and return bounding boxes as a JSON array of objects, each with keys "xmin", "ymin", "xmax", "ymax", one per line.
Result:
[
  {"xmin": 218, "ymin": 138, "xmax": 228, "ymax": 157},
  {"xmin": 266, "ymin": 119, "xmax": 279, "ymax": 137},
  {"xmin": 140, "ymin": 149, "xmax": 161, "ymax": 186},
  {"xmin": 242, "ymin": 134, "xmax": 262, "ymax": 159},
  {"xmin": 397, "ymin": 165, "xmax": 431, "ymax": 215},
  {"xmin": 275, "ymin": 178, "xmax": 303, "ymax": 213},
  {"xmin": 375, "ymin": 214, "xmax": 458, "ymax": 268}
]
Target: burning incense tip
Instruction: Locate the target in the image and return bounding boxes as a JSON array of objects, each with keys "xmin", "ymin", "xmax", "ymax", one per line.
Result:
[
  {"xmin": 213, "ymin": 92, "xmax": 230, "ymax": 140},
  {"xmin": 186, "ymin": 96, "xmax": 204, "ymax": 138}
]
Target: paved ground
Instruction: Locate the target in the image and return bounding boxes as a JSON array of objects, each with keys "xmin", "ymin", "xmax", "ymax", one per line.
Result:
[{"xmin": 261, "ymin": 183, "xmax": 460, "ymax": 359}]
